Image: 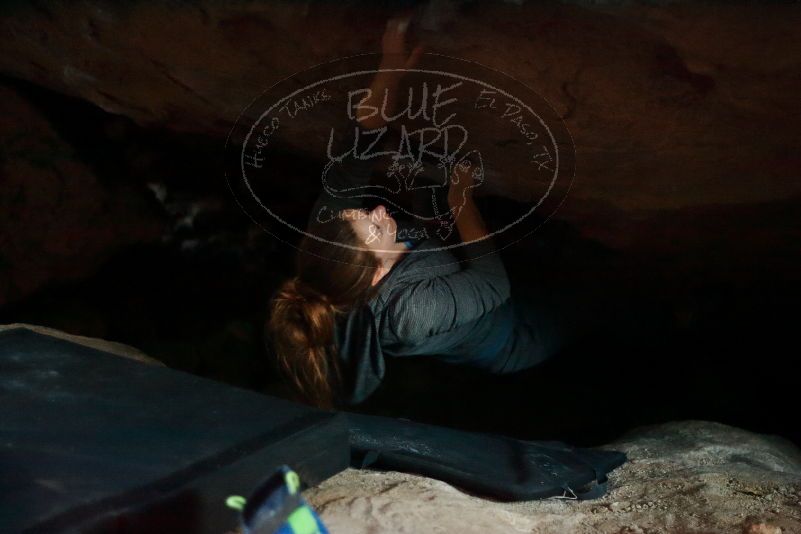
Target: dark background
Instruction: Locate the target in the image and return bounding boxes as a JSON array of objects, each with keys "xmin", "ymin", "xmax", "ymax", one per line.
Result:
[{"xmin": 1, "ymin": 1, "xmax": 799, "ymax": 447}]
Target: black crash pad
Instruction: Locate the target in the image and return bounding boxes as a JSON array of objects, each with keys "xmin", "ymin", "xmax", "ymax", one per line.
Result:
[
  {"xmin": 1, "ymin": 327, "xmax": 626, "ymax": 533},
  {"xmin": 0, "ymin": 328, "xmax": 349, "ymax": 533},
  {"xmin": 347, "ymin": 413, "xmax": 626, "ymax": 501}
]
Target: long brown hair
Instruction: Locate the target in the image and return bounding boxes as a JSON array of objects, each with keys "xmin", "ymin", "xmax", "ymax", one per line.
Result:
[{"xmin": 267, "ymin": 219, "xmax": 381, "ymax": 408}]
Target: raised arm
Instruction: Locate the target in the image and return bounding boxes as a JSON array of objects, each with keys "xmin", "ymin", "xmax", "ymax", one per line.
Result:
[
  {"xmin": 387, "ymin": 161, "xmax": 511, "ymax": 341},
  {"xmin": 354, "ymin": 17, "xmax": 424, "ymax": 129},
  {"xmin": 308, "ymin": 17, "xmax": 424, "ymax": 228}
]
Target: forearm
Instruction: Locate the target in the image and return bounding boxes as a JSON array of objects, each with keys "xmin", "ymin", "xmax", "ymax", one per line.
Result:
[
  {"xmin": 452, "ymin": 198, "xmax": 490, "ymax": 244},
  {"xmin": 355, "ymin": 70, "xmax": 403, "ymax": 129},
  {"xmin": 450, "ymin": 197, "xmax": 510, "ymax": 300}
]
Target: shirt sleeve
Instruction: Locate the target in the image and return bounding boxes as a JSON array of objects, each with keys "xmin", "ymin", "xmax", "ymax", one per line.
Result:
[
  {"xmin": 335, "ymin": 305, "xmax": 386, "ymax": 405},
  {"xmin": 386, "ymin": 239, "xmax": 511, "ymax": 343}
]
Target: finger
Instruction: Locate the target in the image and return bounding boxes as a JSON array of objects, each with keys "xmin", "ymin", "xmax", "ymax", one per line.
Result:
[
  {"xmin": 396, "ymin": 17, "xmax": 410, "ymax": 34},
  {"xmin": 405, "ymin": 44, "xmax": 425, "ymax": 68},
  {"xmin": 386, "ymin": 16, "xmax": 410, "ymax": 34}
]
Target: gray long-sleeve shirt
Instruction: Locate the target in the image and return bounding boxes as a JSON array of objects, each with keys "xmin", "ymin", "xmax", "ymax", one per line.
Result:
[
  {"xmin": 335, "ymin": 237, "xmax": 533, "ymax": 404},
  {"xmin": 307, "ymin": 122, "xmax": 551, "ymax": 404}
]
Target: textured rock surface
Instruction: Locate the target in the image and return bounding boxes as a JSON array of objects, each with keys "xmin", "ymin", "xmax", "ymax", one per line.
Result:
[
  {"xmin": 0, "ymin": 323, "xmax": 162, "ymax": 365},
  {"xmin": 0, "ymin": 84, "xmax": 165, "ymax": 306},
  {"xmin": 306, "ymin": 421, "xmax": 801, "ymax": 533},
  {"xmin": 1, "ymin": 1, "xmax": 800, "ymax": 250}
]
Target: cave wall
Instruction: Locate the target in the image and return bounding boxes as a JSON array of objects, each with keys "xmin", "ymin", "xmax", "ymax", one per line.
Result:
[
  {"xmin": 0, "ymin": 83, "xmax": 165, "ymax": 306},
  {"xmin": 1, "ymin": 0, "xmax": 800, "ymax": 302}
]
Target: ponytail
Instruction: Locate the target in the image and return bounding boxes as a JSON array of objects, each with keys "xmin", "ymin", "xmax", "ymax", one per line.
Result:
[
  {"xmin": 268, "ymin": 277, "xmax": 342, "ymax": 408},
  {"xmin": 267, "ymin": 219, "xmax": 381, "ymax": 408}
]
